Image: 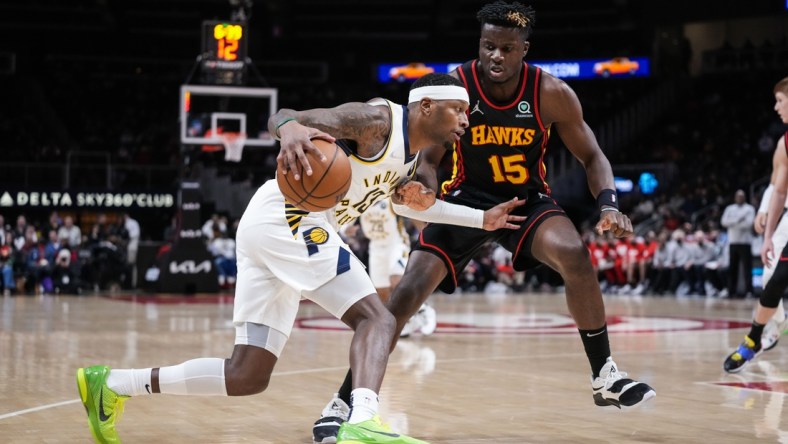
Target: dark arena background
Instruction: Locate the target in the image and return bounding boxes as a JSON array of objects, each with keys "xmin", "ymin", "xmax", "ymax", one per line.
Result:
[{"xmin": 1, "ymin": 1, "xmax": 788, "ymax": 443}]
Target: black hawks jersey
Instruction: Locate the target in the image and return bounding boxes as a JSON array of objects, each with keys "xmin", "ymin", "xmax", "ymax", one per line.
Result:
[{"xmin": 442, "ymin": 60, "xmax": 550, "ymax": 207}]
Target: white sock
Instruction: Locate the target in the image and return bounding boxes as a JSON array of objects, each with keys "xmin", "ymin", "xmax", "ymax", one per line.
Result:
[
  {"xmin": 158, "ymin": 358, "xmax": 228, "ymax": 396},
  {"xmin": 348, "ymin": 388, "xmax": 379, "ymax": 424},
  {"xmin": 107, "ymin": 368, "xmax": 152, "ymax": 397}
]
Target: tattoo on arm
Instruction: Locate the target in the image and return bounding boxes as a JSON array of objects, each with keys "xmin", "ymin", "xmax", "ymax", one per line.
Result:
[{"xmin": 295, "ymin": 103, "xmax": 390, "ymax": 147}]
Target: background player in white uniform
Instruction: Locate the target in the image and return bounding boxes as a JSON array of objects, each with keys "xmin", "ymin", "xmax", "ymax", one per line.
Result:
[
  {"xmin": 358, "ymin": 199, "xmax": 437, "ymax": 337},
  {"xmin": 753, "ymin": 136, "xmax": 788, "ymax": 351},
  {"xmin": 724, "ymin": 77, "xmax": 788, "ymax": 372},
  {"xmin": 76, "ymin": 73, "xmax": 526, "ymax": 444}
]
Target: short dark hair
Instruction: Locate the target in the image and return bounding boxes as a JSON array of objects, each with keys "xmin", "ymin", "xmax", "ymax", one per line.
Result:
[
  {"xmin": 410, "ymin": 73, "xmax": 464, "ymax": 89},
  {"xmin": 477, "ymin": 1, "xmax": 535, "ymax": 40}
]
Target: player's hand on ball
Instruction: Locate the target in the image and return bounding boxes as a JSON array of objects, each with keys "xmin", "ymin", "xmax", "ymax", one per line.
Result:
[
  {"xmin": 482, "ymin": 197, "xmax": 526, "ymax": 231},
  {"xmin": 595, "ymin": 209, "xmax": 633, "ymax": 238},
  {"xmin": 394, "ymin": 181, "xmax": 436, "ymax": 211},
  {"xmin": 276, "ymin": 121, "xmax": 335, "ymax": 180}
]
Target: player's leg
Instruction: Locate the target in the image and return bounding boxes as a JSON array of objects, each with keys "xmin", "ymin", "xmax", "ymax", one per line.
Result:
[
  {"xmin": 314, "ymin": 225, "xmax": 484, "ymax": 443},
  {"xmin": 307, "ymin": 256, "xmax": 427, "ymax": 444},
  {"xmin": 760, "ymin": 215, "xmax": 788, "ymax": 351},
  {"xmin": 524, "ymin": 214, "xmax": 655, "ymax": 409},
  {"xmin": 390, "ymin": 241, "xmax": 436, "ymax": 338},
  {"xmin": 725, "ymin": 242, "xmax": 788, "ymax": 372},
  {"xmin": 77, "ymin": 340, "xmax": 281, "ymax": 443},
  {"xmin": 326, "ymin": 251, "xmax": 447, "ymax": 404},
  {"xmin": 77, "ymin": 249, "xmax": 289, "ymax": 443},
  {"xmin": 386, "ymin": 252, "xmax": 446, "ymax": 337}
]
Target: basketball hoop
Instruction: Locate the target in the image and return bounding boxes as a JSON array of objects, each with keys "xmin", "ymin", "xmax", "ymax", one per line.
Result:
[{"xmin": 220, "ymin": 132, "xmax": 247, "ymax": 162}]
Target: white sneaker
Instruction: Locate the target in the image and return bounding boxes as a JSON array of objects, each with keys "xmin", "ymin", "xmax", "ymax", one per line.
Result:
[
  {"xmin": 312, "ymin": 393, "xmax": 349, "ymax": 444},
  {"xmin": 762, "ymin": 317, "xmax": 788, "ymax": 352},
  {"xmin": 400, "ymin": 316, "xmax": 418, "ymax": 338},
  {"xmin": 591, "ymin": 358, "xmax": 656, "ymax": 409},
  {"xmin": 418, "ymin": 304, "xmax": 437, "ymax": 335}
]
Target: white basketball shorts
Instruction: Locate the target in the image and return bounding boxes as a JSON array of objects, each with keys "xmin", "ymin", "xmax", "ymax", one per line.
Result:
[
  {"xmin": 233, "ymin": 180, "xmax": 375, "ymax": 340},
  {"xmin": 367, "ymin": 240, "xmax": 409, "ymax": 288}
]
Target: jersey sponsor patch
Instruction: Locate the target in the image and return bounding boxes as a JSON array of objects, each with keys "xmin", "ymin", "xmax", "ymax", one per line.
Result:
[{"xmin": 516, "ymin": 100, "xmax": 533, "ymax": 118}]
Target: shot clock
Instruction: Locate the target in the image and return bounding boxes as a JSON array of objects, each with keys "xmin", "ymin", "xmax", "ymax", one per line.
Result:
[{"xmin": 201, "ymin": 20, "xmax": 248, "ymax": 85}]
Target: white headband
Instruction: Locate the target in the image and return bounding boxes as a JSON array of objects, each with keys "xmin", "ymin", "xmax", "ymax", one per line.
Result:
[{"xmin": 408, "ymin": 85, "xmax": 469, "ymax": 104}]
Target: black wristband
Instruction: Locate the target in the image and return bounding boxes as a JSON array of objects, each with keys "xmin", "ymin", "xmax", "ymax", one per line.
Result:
[{"xmin": 596, "ymin": 189, "xmax": 618, "ymax": 210}]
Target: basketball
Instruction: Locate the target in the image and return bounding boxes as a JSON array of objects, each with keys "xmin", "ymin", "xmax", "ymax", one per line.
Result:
[{"xmin": 276, "ymin": 139, "xmax": 352, "ymax": 212}]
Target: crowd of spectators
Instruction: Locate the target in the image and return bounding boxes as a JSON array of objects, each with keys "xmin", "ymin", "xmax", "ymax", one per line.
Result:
[{"xmin": 0, "ymin": 211, "xmax": 140, "ymax": 295}]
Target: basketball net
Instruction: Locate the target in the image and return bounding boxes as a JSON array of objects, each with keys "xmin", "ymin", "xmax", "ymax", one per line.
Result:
[{"xmin": 220, "ymin": 132, "xmax": 246, "ymax": 162}]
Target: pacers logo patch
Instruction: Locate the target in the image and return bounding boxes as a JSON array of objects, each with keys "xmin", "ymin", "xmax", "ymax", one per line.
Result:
[{"xmin": 303, "ymin": 227, "xmax": 329, "ymax": 256}]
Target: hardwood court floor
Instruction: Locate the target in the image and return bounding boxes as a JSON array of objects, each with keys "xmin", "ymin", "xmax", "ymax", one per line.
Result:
[{"xmin": 0, "ymin": 290, "xmax": 786, "ymax": 443}]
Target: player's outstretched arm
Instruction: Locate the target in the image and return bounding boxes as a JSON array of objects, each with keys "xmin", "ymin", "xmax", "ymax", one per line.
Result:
[{"xmin": 392, "ymin": 180, "xmax": 525, "ymax": 230}]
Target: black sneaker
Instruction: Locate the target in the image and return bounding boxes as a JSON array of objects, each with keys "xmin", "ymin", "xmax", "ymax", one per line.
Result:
[
  {"xmin": 312, "ymin": 393, "xmax": 349, "ymax": 444},
  {"xmin": 723, "ymin": 335, "xmax": 761, "ymax": 373},
  {"xmin": 591, "ymin": 358, "xmax": 656, "ymax": 409}
]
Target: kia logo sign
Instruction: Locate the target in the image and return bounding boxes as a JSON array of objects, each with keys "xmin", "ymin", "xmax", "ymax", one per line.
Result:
[{"xmin": 169, "ymin": 260, "xmax": 212, "ymax": 274}]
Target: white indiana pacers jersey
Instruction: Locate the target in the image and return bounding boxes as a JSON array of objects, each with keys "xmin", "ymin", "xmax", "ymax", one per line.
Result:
[
  {"xmin": 328, "ymin": 98, "xmax": 420, "ymax": 228},
  {"xmin": 359, "ymin": 198, "xmax": 409, "ymax": 246}
]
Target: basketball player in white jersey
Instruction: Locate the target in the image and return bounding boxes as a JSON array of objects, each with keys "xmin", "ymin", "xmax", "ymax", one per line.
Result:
[
  {"xmin": 754, "ymin": 168, "xmax": 788, "ymax": 352},
  {"xmin": 724, "ymin": 76, "xmax": 788, "ymax": 372},
  {"xmin": 357, "ymin": 199, "xmax": 437, "ymax": 338},
  {"xmin": 76, "ymin": 73, "xmax": 526, "ymax": 444}
]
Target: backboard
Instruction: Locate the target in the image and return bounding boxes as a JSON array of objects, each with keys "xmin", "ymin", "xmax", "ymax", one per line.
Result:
[{"xmin": 179, "ymin": 85, "xmax": 278, "ymax": 147}]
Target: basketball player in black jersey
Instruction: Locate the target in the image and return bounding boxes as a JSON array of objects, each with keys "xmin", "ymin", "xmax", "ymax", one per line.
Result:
[{"xmin": 312, "ymin": 2, "xmax": 655, "ymax": 441}]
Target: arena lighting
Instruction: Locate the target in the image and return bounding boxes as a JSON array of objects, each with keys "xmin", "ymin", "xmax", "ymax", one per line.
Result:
[
  {"xmin": 638, "ymin": 172, "xmax": 659, "ymax": 195},
  {"xmin": 614, "ymin": 176, "xmax": 634, "ymax": 193}
]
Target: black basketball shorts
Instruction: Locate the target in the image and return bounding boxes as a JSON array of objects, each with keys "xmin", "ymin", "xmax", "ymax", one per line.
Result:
[{"xmin": 414, "ymin": 192, "xmax": 565, "ymax": 293}]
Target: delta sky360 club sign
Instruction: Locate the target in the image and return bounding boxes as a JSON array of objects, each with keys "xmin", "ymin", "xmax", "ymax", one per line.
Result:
[{"xmin": 0, "ymin": 190, "xmax": 175, "ymax": 209}]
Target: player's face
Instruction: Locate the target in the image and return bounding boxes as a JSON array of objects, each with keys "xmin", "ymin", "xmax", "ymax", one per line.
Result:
[
  {"xmin": 775, "ymin": 91, "xmax": 788, "ymax": 124},
  {"xmin": 478, "ymin": 24, "xmax": 528, "ymax": 84},
  {"xmin": 433, "ymin": 99, "xmax": 469, "ymax": 150}
]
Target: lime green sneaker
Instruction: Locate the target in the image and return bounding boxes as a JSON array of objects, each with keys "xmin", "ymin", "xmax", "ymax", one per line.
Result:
[
  {"xmin": 337, "ymin": 416, "xmax": 429, "ymax": 444},
  {"xmin": 76, "ymin": 365, "xmax": 129, "ymax": 444}
]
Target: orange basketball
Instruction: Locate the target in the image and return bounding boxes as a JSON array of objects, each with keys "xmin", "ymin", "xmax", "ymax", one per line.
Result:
[{"xmin": 276, "ymin": 139, "xmax": 352, "ymax": 212}]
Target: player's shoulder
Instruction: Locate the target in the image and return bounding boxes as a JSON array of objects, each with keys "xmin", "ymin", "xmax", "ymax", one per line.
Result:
[
  {"xmin": 538, "ymin": 70, "xmax": 575, "ymax": 99},
  {"xmin": 775, "ymin": 134, "xmax": 788, "ymax": 162},
  {"xmin": 366, "ymin": 98, "xmax": 402, "ymax": 119},
  {"xmin": 778, "ymin": 132, "xmax": 787, "ymax": 149},
  {"xmin": 535, "ymin": 69, "xmax": 580, "ymax": 122}
]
